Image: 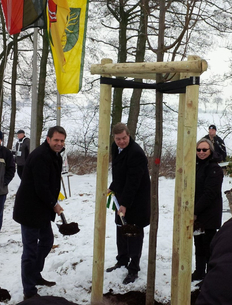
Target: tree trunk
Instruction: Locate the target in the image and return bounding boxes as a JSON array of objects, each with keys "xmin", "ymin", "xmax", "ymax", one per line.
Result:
[
  {"xmin": 0, "ymin": 5, "xmax": 14, "ymax": 129},
  {"xmin": 127, "ymin": 86, "xmax": 142, "ymax": 139},
  {"xmin": 111, "ymin": 86, "xmax": 123, "ymax": 128},
  {"xmin": 7, "ymin": 34, "xmax": 19, "ymax": 149},
  {"xmin": 36, "ymin": 29, "xmax": 49, "ymax": 147},
  {"xmin": 110, "ymin": 2, "xmax": 128, "ymax": 145},
  {"xmin": 127, "ymin": 0, "xmax": 148, "ymax": 139},
  {"xmin": 146, "ymin": 0, "xmax": 165, "ymax": 304}
]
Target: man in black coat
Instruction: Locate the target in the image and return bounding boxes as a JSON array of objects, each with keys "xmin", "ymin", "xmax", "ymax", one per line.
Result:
[
  {"xmin": 196, "ymin": 218, "xmax": 232, "ymax": 305},
  {"xmin": 13, "ymin": 126, "xmax": 66, "ymax": 300},
  {"xmin": 106, "ymin": 122, "xmax": 151, "ymax": 284},
  {"xmin": 0, "ymin": 131, "xmax": 15, "ymax": 302},
  {"xmin": 204, "ymin": 124, "xmax": 226, "ymax": 162},
  {"xmin": 14, "ymin": 129, "xmax": 30, "ymax": 179},
  {"xmin": 0, "ymin": 131, "xmax": 15, "ymax": 231}
]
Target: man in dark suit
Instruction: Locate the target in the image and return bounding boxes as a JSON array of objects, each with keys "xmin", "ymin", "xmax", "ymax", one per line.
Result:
[
  {"xmin": 13, "ymin": 126, "xmax": 66, "ymax": 300},
  {"xmin": 14, "ymin": 129, "xmax": 30, "ymax": 179},
  {"xmin": 106, "ymin": 122, "xmax": 151, "ymax": 284},
  {"xmin": 204, "ymin": 124, "xmax": 227, "ymax": 162}
]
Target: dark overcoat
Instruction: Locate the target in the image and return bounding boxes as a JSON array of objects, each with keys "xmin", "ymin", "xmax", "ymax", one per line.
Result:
[
  {"xmin": 196, "ymin": 218, "xmax": 232, "ymax": 305},
  {"xmin": 194, "ymin": 153, "xmax": 223, "ymax": 230},
  {"xmin": 0, "ymin": 146, "xmax": 15, "ymax": 195},
  {"xmin": 109, "ymin": 137, "xmax": 150, "ymax": 228},
  {"xmin": 15, "ymin": 136, "xmax": 30, "ymax": 166},
  {"xmin": 13, "ymin": 140, "xmax": 62, "ymax": 228},
  {"xmin": 204, "ymin": 134, "xmax": 227, "ymax": 161}
]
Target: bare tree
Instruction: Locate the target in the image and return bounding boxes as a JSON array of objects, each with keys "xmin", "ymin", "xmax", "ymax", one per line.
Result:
[
  {"xmin": 7, "ymin": 33, "xmax": 19, "ymax": 149},
  {"xmin": 127, "ymin": 0, "xmax": 149, "ymax": 138}
]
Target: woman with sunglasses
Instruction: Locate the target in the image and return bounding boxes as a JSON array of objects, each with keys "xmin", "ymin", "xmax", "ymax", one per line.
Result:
[{"xmin": 192, "ymin": 138, "xmax": 223, "ymax": 282}]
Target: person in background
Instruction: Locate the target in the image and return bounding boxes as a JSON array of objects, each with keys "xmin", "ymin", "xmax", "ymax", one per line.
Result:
[
  {"xmin": 13, "ymin": 126, "xmax": 66, "ymax": 300},
  {"xmin": 204, "ymin": 124, "xmax": 226, "ymax": 162},
  {"xmin": 0, "ymin": 131, "xmax": 15, "ymax": 301},
  {"xmin": 0, "ymin": 131, "xmax": 15, "ymax": 231},
  {"xmin": 15, "ymin": 130, "xmax": 30, "ymax": 179},
  {"xmin": 192, "ymin": 138, "xmax": 223, "ymax": 282},
  {"xmin": 106, "ymin": 122, "xmax": 151, "ymax": 285}
]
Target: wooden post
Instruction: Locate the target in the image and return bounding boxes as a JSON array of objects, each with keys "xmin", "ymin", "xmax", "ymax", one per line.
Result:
[
  {"xmin": 172, "ymin": 56, "xmax": 200, "ymax": 305},
  {"xmin": 91, "ymin": 58, "xmax": 112, "ymax": 305},
  {"xmin": 171, "ymin": 87, "xmax": 186, "ymax": 304},
  {"xmin": 90, "ymin": 59, "xmax": 208, "ymax": 78}
]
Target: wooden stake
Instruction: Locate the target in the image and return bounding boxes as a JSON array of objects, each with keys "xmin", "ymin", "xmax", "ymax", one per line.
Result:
[
  {"xmin": 171, "ymin": 87, "xmax": 186, "ymax": 305},
  {"xmin": 171, "ymin": 55, "xmax": 200, "ymax": 305},
  {"xmin": 91, "ymin": 58, "xmax": 112, "ymax": 305}
]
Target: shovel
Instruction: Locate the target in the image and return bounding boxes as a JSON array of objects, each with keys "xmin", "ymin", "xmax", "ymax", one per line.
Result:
[
  {"xmin": 56, "ymin": 212, "xmax": 80, "ymax": 236},
  {"xmin": 111, "ymin": 194, "xmax": 141, "ymax": 237}
]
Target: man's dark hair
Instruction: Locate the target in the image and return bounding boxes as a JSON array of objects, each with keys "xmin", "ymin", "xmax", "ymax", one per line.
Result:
[
  {"xmin": 112, "ymin": 122, "xmax": 130, "ymax": 136},
  {"xmin": 47, "ymin": 126, "xmax": 67, "ymax": 138}
]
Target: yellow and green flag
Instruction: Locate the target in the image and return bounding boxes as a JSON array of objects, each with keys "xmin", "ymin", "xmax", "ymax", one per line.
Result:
[{"xmin": 47, "ymin": 0, "xmax": 89, "ymax": 94}]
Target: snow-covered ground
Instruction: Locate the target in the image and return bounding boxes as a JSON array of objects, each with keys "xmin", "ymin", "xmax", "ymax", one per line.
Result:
[{"xmin": 0, "ymin": 171, "xmax": 231, "ymax": 305}]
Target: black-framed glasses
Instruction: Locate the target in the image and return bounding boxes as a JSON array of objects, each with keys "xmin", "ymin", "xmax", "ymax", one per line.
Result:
[{"xmin": 196, "ymin": 148, "xmax": 210, "ymax": 152}]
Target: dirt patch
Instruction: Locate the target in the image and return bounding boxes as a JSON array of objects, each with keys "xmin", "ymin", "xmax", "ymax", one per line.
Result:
[{"xmin": 102, "ymin": 289, "xmax": 200, "ymax": 305}]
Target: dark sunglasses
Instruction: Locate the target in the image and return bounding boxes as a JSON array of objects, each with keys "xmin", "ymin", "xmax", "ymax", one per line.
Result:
[{"xmin": 196, "ymin": 148, "xmax": 210, "ymax": 152}]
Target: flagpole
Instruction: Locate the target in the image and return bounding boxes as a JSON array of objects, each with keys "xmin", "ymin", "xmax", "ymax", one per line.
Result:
[
  {"xmin": 30, "ymin": 28, "xmax": 38, "ymax": 152},
  {"xmin": 57, "ymin": 91, "xmax": 61, "ymax": 125}
]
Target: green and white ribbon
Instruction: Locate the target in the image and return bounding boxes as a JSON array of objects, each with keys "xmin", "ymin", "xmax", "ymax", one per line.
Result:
[{"xmin": 106, "ymin": 192, "xmax": 116, "ymax": 210}]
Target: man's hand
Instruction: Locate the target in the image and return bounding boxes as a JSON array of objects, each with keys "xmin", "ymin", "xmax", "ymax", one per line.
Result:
[
  {"xmin": 107, "ymin": 188, "xmax": 111, "ymax": 194},
  {"xmin": 54, "ymin": 203, "xmax": 64, "ymax": 215},
  {"xmin": 118, "ymin": 205, "xmax": 126, "ymax": 216}
]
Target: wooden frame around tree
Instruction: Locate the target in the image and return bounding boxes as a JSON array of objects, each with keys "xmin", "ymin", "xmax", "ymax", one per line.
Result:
[{"xmin": 90, "ymin": 55, "xmax": 208, "ymax": 305}]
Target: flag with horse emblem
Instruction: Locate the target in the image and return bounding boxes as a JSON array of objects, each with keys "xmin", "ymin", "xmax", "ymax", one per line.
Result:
[{"xmin": 47, "ymin": 0, "xmax": 89, "ymax": 94}]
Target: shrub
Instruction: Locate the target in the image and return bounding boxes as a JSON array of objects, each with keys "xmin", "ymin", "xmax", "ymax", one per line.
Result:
[
  {"xmin": 68, "ymin": 150, "xmax": 177, "ymax": 179},
  {"xmin": 67, "ymin": 153, "xmax": 97, "ymax": 175}
]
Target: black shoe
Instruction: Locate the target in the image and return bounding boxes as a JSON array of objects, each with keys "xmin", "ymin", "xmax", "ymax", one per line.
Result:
[
  {"xmin": 36, "ymin": 278, "xmax": 56, "ymax": 287},
  {"xmin": 106, "ymin": 263, "xmax": 127, "ymax": 273},
  {"xmin": 0, "ymin": 288, "xmax": 11, "ymax": 301},
  {"xmin": 24, "ymin": 293, "xmax": 40, "ymax": 300},
  {"xmin": 123, "ymin": 272, "xmax": 138, "ymax": 284}
]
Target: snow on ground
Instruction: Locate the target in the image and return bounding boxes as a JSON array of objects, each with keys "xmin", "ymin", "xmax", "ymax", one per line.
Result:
[{"xmin": 0, "ymin": 172, "xmax": 231, "ymax": 305}]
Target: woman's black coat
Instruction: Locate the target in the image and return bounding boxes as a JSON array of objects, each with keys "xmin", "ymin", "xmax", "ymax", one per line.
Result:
[
  {"xmin": 13, "ymin": 140, "xmax": 62, "ymax": 228},
  {"xmin": 194, "ymin": 153, "xmax": 223, "ymax": 230},
  {"xmin": 109, "ymin": 137, "xmax": 151, "ymax": 228}
]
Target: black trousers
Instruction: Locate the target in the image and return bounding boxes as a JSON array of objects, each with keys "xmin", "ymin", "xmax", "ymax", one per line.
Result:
[
  {"xmin": 116, "ymin": 225, "xmax": 144, "ymax": 274},
  {"xmin": 17, "ymin": 165, "xmax": 24, "ymax": 179},
  {"xmin": 21, "ymin": 223, "xmax": 54, "ymax": 297},
  {"xmin": 194, "ymin": 229, "xmax": 217, "ymax": 262}
]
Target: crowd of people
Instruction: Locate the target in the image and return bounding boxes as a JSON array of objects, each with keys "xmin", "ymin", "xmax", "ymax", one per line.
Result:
[{"xmin": 0, "ymin": 123, "xmax": 229, "ymax": 303}]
